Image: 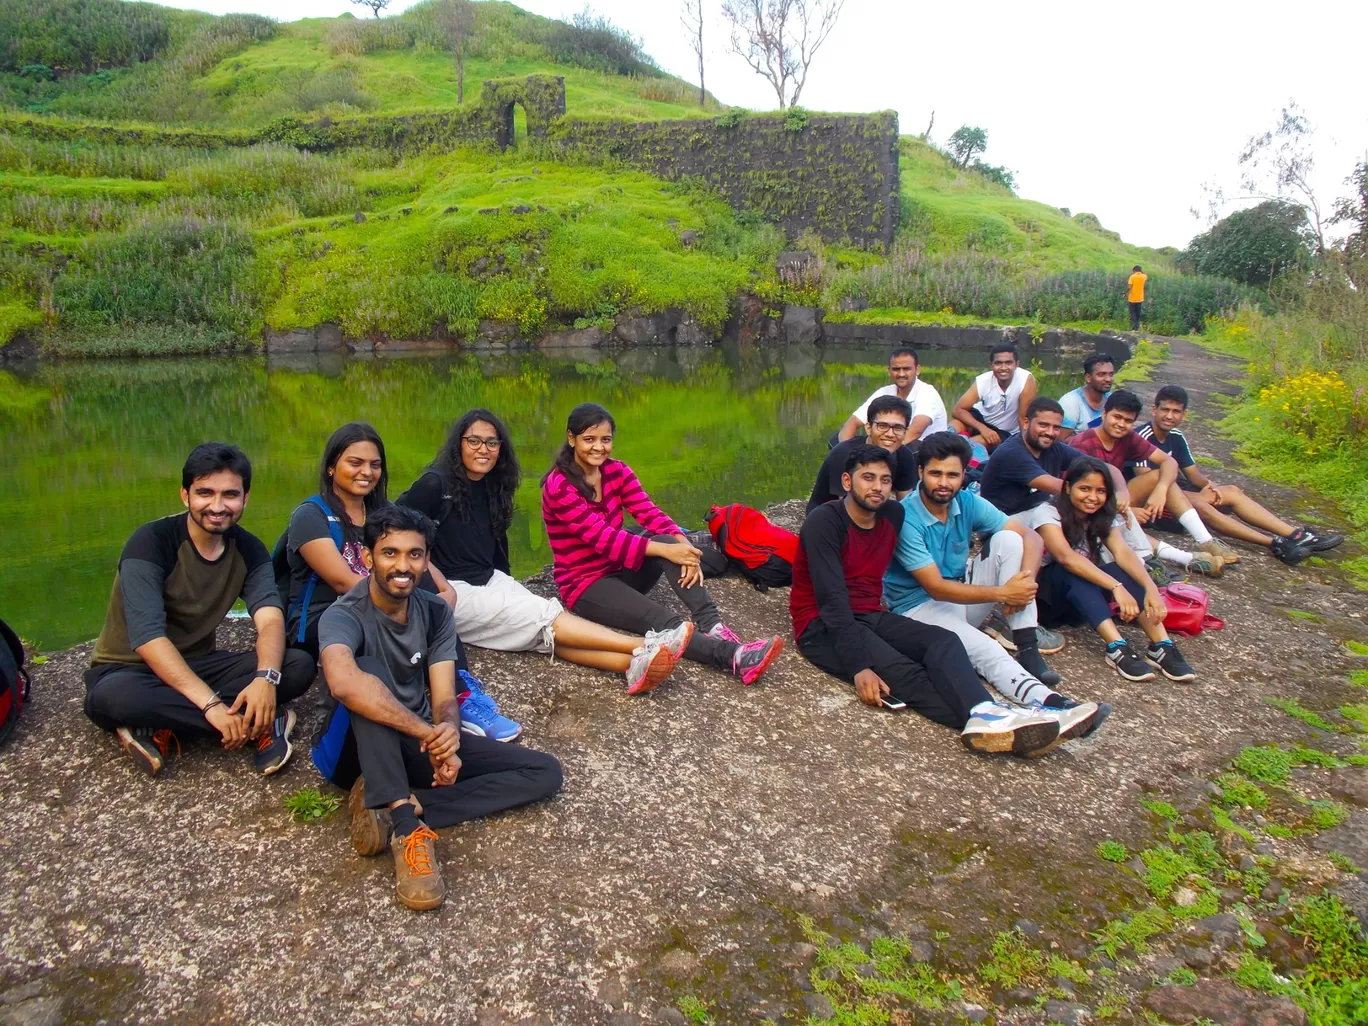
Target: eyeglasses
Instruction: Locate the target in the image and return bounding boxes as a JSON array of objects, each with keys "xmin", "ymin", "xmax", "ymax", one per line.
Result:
[
  {"xmin": 870, "ymin": 421, "xmax": 908, "ymax": 433},
  {"xmin": 463, "ymin": 436, "xmax": 502, "ymax": 451}
]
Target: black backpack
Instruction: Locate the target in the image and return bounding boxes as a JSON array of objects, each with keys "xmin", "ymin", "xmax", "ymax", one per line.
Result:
[
  {"xmin": 272, "ymin": 495, "xmax": 345, "ymax": 644},
  {"xmin": 0, "ymin": 617, "xmax": 30, "ymax": 745}
]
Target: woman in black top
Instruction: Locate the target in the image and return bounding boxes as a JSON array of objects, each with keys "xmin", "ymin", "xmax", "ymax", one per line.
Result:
[{"xmin": 399, "ymin": 409, "xmax": 690, "ymax": 696}]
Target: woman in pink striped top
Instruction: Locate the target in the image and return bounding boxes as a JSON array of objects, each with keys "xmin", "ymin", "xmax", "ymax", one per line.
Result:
[{"xmin": 540, "ymin": 403, "xmax": 783, "ymax": 686}]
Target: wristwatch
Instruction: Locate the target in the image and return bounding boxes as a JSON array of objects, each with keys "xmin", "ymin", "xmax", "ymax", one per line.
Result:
[{"xmin": 256, "ymin": 668, "xmax": 282, "ymax": 687}]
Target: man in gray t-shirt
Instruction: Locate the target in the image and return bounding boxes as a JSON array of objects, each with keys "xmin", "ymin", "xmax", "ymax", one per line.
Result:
[{"xmin": 318, "ymin": 505, "xmax": 562, "ymax": 912}]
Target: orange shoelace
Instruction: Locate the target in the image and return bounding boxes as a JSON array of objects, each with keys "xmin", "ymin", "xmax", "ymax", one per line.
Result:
[
  {"xmin": 401, "ymin": 824, "xmax": 439, "ymax": 876},
  {"xmin": 152, "ymin": 729, "xmax": 181, "ymax": 760},
  {"xmin": 257, "ymin": 730, "xmax": 274, "ymax": 752}
]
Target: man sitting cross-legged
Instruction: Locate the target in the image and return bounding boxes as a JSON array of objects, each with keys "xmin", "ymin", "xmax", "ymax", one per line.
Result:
[
  {"xmin": 809, "ymin": 395, "xmax": 919, "ymax": 512},
  {"xmin": 1136, "ymin": 385, "xmax": 1339, "ymax": 565},
  {"xmin": 883, "ymin": 432, "xmax": 1110, "ymax": 742},
  {"xmin": 1072, "ymin": 389, "xmax": 1239, "ymax": 566},
  {"xmin": 950, "ymin": 343, "xmax": 1037, "ymax": 451},
  {"xmin": 791, "ymin": 444, "xmax": 1064, "ymax": 757},
  {"xmin": 83, "ymin": 442, "xmax": 315, "ymax": 777},
  {"xmin": 320, "ymin": 504, "xmax": 562, "ymax": 911}
]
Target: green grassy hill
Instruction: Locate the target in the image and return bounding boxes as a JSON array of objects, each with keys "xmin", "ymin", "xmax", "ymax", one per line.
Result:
[{"xmin": 0, "ymin": 0, "xmax": 1241, "ymax": 353}]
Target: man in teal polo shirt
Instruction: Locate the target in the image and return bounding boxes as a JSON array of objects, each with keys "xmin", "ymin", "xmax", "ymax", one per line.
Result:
[{"xmin": 884, "ymin": 432, "xmax": 1109, "ymax": 740}]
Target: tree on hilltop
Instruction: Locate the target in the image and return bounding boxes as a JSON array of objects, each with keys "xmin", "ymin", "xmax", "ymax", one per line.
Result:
[
  {"xmin": 437, "ymin": 0, "xmax": 474, "ymax": 104},
  {"xmin": 349, "ymin": 0, "xmax": 391, "ymax": 18},
  {"xmin": 721, "ymin": 0, "xmax": 845, "ymax": 110},
  {"xmin": 681, "ymin": 0, "xmax": 707, "ymax": 107},
  {"xmin": 1181, "ymin": 200, "xmax": 1311, "ymax": 286},
  {"xmin": 947, "ymin": 125, "xmax": 986, "ymax": 169}
]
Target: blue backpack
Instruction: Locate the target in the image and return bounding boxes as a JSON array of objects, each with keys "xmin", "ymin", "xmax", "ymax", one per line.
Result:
[{"xmin": 270, "ymin": 495, "xmax": 345, "ymax": 644}]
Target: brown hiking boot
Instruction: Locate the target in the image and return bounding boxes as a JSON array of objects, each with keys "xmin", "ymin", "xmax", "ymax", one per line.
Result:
[
  {"xmin": 392, "ymin": 823, "xmax": 445, "ymax": 911},
  {"xmin": 348, "ymin": 777, "xmax": 391, "ymax": 857}
]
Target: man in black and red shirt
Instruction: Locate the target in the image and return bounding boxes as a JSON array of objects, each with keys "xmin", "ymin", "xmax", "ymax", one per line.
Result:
[{"xmin": 791, "ymin": 444, "xmax": 1061, "ymax": 756}]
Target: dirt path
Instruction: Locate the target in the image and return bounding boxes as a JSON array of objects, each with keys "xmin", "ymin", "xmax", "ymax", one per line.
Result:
[{"xmin": 1, "ymin": 339, "xmax": 1365, "ymax": 1026}]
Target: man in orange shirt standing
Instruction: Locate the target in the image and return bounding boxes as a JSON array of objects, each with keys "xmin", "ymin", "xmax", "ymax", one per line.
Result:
[{"xmin": 1126, "ymin": 264, "xmax": 1147, "ymax": 331}]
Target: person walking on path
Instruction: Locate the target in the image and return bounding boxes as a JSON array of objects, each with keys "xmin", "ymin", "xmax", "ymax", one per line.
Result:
[
  {"xmin": 84, "ymin": 442, "xmax": 315, "ymax": 777},
  {"xmin": 541, "ymin": 402, "xmax": 783, "ymax": 686},
  {"xmin": 399, "ymin": 409, "xmax": 691, "ymax": 697},
  {"xmin": 1127, "ymin": 265, "xmax": 1147, "ymax": 331},
  {"xmin": 791, "ymin": 444, "xmax": 1064, "ymax": 757},
  {"xmin": 321, "ymin": 504, "xmax": 562, "ymax": 912}
]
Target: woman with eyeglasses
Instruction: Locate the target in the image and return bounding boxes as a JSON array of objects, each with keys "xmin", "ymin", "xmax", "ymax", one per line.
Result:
[{"xmin": 399, "ymin": 409, "xmax": 690, "ymax": 696}]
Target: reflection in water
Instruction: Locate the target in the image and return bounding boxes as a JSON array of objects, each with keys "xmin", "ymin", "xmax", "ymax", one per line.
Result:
[{"xmin": 0, "ymin": 343, "xmax": 1081, "ymax": 646}]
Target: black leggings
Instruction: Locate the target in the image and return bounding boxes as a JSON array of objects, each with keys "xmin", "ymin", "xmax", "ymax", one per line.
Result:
[
  {"xmin": 1037, "ymin": 561, "xmax": 1149, "ymax": 630},
  {"xmin": 84, "ymin": 648, "xmax": 316, "ymax": 735},
  {"xmin": 571, "ymin": 536, "xmax": 737, "ymax": 672},
  {"xmin": 797, "ymin": 612, "xmax": 990, "ymax": 730}
]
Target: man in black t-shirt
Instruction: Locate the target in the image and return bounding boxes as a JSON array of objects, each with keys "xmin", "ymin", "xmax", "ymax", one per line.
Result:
[
  {"xmin": 319, "ymin": 505, "xmax": 562, "ymax": 912},
  {"xmin": 84, "ymin": 443, "xmax": 315, "ymax": 777},
  {"xmin": 808, "ymin": 395, "xmax": 920, "ymax": 513},
  {"xmin": 1135, "ymin": 385, "xmax": 1338, "ymax": 564}
]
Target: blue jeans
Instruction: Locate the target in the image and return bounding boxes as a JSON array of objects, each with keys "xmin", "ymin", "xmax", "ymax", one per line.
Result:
[{"xmin": 1036, "ymin": 561, "xmax": 1148, "ymax": 630}]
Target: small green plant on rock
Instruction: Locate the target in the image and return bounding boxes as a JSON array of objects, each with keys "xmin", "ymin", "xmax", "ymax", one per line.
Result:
[
  {"xmin": 1327, "ymin": 852, "xmax": 1362, "ymax": 874},
  {"xmin": 1344, "ymin": 640, "xmax": 1368, "ymax": 657},
  {"xmin": 676, "ymin": 994, "xmax": 713, "ymax": 1025},
  {"xmin": 1339, "ymin": 704, "xmax": 1368, "ymax": 731},
  {"xmin": 1092, "ymin": 904, "xmax": 1171, "ymax": 959},
  {"xmin": 1348, "ymin": 669, "xmax": 1368, "ymax": 687},
  {"xmin": 1265, "ymin": 696, "xmax": 1339, "ymax": 732},
  {"xmin": 1096, "ymin": 840, "xmax": 1129, "ymax": 863},
  {"xmin": 284, "ymin": 788, "xmax": 342, "ymax": 822},
  {"xmin": 979, "ymin": 928, "xmax": 1045, "ymax": 988},
  {"xmin": 1047, "ymin": 954, "xmax": 1089, "ymax": 985},
  {"xmin": 1165, "ymin": 966, "xmax": 1198, "ymax": 985},
  {"xmin": 1140, "ymin": 797, "xmax": 1180, "ymax": 820},
  {"xmin": 1233, "ymin": 745, "xmax": 1297, "ymax": 783},
  {"xmin": 1286, "ymin": 609, "xmax": 1322, "ymax": 622},
  {"xmin": 1216, "ymin": 772, "xmax": 1269, "ymax": 809}
]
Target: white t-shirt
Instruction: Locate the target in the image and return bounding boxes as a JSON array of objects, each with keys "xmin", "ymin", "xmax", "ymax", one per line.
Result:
[
  {"xmin": 852, "ymin": 379, "xmax": 948, "ymax": 435},
  {"xmin": 1034, "ymin": 503, "xmax": 1128, "ymax": 565},
  {"xmin": 972, "ymin": 367, "xmax": 1032, "ymax": 432}
]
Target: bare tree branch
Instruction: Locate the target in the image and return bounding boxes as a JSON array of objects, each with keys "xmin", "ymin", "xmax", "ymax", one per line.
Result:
[
  {"xmin": 349, "ymin": 0, "xmax": 390, "ymax": 19},
  {"xmin": 1238, "ymin": 100, "xmax": 1327, "ymax": 255},
  {"xmin": 437, "ymin": 0, "xmax": 474, "ymax": 104},
  {"xmin": 721, "ymin": 0, "xmax": 842, "ymax": 109},
  {"xmin": 681, "ymin": 0, "xmax": 707, "ymax": 107}
]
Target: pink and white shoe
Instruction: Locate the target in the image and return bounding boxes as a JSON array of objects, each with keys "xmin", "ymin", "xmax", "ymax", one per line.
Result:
[
  {"xmin": 706, "ymin": 622, "xmax": 742, "ymax": 645},
  {"xmin": 645, "ymin": 622, "xmax": 694, "ymax": 661},
  {"xmin": 732, "ymin": 636, "xmax": 784, "ymax": 685}
]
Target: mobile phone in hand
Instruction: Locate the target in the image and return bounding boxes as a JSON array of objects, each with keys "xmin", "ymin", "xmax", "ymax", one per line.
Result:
[{"xmin": 880, "ymin": 695, "xmax": 907, "ymax": 711}]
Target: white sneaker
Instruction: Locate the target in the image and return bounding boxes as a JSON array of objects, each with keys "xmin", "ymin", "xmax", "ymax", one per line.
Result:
[
  {"xmin": 644, "ymin": 621, "xmax": 694, "ymax": 661},
  {"xmin": 625, "ymin": 641, "xmax": 679, "ymax": 696},
  {"xmin": 960, "ymin": 701, "xmax": 1060, "ymax": 757}
]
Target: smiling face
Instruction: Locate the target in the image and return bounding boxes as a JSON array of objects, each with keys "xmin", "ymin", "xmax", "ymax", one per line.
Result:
[
  {"xmin": 991, "ymin": 350, "xmax": 1019, "ymax": 387},
  {"xmin": 888, "ymin": 353, "xmax": 918, "ymax": 391},
  {"xmin": 1153, "ymin": 398, "xmax": 1187, "ymax": 434},
  {"xmin": 1101, "ymin": 406, "xmax": 1137, "ymax": 440},
  {"xmin": 866, "ymin": 411, "xmax": 910, "ymax": 453},
  {"xmin": 570, "ymin": 420, "xmax": 614, "ymax": 472},
  {"xmin": 364, "ymin": 528, "xmax": 429, "ymax": 602},
  {"xmin": 460, "ymin": 419, "xmax": 503, "ymax": 481},
  {"xmin": 919, "ymin": 455, "xmax": 965, "ymax": 507},
  {"xmin": 842, "ymin": 459, "xmax": 893, "ymax": 513},
  {"xmin": 1066, "ymin": 470, "xmax": 1110, "ymax": 516},
  {"xmin": 180, "ymin": 469, "xmax": 247, "ymax": 536},
  {"xmin": 330, "ymin": 441, "xmax": 383, "ymax": 502},
  {"xmin": 1025, "ymin": 408, "xmax": 1063, "ymax": 453}
]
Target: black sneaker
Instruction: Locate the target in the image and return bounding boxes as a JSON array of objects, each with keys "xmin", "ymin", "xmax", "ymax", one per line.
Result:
[
  {"xmin": 1104, "ymin": 641, "xmax": 1155, "ymax": 681},
  {"xmin": 1144, "ymin": 556, "xmax": 1175, "ymax": 586},
  {"xmin": 1146, "ymin": 640, "xmax": 1196, "ymax": 682},
  {"xmin": 116, "ymin": 726, "xmax": 180, "ymax": 776},
  {"xmin": 1055, "ymin": 697, "xmax": 1112, "ymax": 738},
  {"xmin": 1270, "ymin": 535, "xmax": 1313, "ymax": 565},
  {"xmin": 1015, "ymin": 644, "xmax": 1063, "ymax": 688},
  {"xmin": 254, "ymin": 709, "xmax": 297, "ymax": 775},
  {"xmin": 1288, "ymin": 526, "xmax": 1343, "ymax": 552}
]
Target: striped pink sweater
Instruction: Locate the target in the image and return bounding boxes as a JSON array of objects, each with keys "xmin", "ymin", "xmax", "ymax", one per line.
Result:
[{"xmin": 541, "ymin": 459, "xmax": 683, "ymax": 608}]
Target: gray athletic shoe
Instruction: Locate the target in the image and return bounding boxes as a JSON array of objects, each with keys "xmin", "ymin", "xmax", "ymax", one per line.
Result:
[
  {"xmin": 981, "ymin": 611, "xmax": 1017, "ymax": 651},
  {"xmin": 960, "ymin": 702, "xmax": 1060, "ymax": 757}
]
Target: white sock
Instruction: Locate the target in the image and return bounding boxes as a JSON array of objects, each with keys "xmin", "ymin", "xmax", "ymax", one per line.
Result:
[
  {"xmin": 1155, "ymin": 541, "xmax": 1192, "ymax": 566},
  {"xmin": 1178, "ymin": 509, "xmax": 1213, "ymax": 544}
]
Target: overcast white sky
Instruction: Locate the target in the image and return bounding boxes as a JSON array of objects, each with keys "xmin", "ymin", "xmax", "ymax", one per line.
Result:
[{"xmin": 164, "ymin": 0, "xmax": 1366, "ymax": 250}]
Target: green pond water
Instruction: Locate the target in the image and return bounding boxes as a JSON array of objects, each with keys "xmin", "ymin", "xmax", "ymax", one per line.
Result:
[{"xmin": 0, "ymin": 343, "xmax": 1081, "ymax": 648}]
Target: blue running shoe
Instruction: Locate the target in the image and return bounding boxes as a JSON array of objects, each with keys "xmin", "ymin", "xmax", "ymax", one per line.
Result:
[{"xmin": 457, "ymin": 670, "xmax": 522, "ymax": 742}]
